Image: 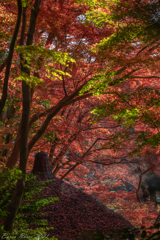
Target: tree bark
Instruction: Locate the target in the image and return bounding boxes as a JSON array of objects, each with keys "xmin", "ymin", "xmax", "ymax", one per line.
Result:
[
  {"xmin": 6, "ymin": 92, "xmax": 92, "ymax": 169},
  {"xmin": 27, "ymin": 81, "xmax": 89, "ymax": 154},
  {"xmin": 0, "ymin": 0, "xmax": 22, "ymax": 115},
  {"xmin": 6, "ymin": 80, "xmax": 34, "ymax": 169},
  {"xmin": 3, "ymin": 0, "xmax": 41, "ymax": 233},
  {"xmin": 49, "ymin": 137, "xmax": 59, "ymax": 168},
  {"xmin": 6, "ymin": 122, "xmax": 21, "ymax": 168}
]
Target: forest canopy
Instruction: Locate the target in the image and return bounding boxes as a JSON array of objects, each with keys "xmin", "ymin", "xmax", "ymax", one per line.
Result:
[{"xmin": 1, "ymin": 0, "xmax": 160, "ymax": 237}]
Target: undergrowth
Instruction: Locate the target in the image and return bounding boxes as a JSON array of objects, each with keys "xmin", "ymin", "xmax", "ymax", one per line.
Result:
[{"xmin": 0, "ymin": 167, "xmax": 58, "ymax": 239}]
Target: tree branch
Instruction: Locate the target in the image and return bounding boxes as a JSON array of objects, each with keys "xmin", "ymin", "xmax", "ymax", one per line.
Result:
[
  {"xmin": 0, "ymin": 57, "xmax": 8, "ymax": 73},
  {"xmin": 0, "ymin": 0, "xmax": 22, "ymax": 116}
]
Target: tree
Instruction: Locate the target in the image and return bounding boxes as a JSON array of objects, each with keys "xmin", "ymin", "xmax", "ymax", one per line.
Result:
[
  {"xmin": 77, "ymin": 0, "xmax": 160, "ymax": 228},
  {"xmin": 1, "ymin": 0, "xmax": 160, "ymax": 234},
  {"xmin": 0, "ymin": 0, "xmax": 114, "ymax": 233},
  {"xmin": 78, "ymin": 0, "xmax": 160, "ymax": 170}
]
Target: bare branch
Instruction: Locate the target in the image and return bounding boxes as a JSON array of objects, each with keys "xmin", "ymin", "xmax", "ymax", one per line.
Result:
[
  {"xmin": 88, "ymin": 159, "xmax": 141, "ymax": 166},
  {"xmin": 131, "ymin": 76, "xmax": 160, "ymax": 79}
]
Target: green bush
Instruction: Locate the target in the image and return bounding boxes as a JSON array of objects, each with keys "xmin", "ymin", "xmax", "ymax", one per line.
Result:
[{"xmin": 0, "ymin": 167, "xmax": 59, "ymax": 239}]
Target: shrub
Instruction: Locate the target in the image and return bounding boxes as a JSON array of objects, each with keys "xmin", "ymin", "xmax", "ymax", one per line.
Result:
[{"xmin": 0, "ymin": 167, "xmax": 59, "ymax": 240}]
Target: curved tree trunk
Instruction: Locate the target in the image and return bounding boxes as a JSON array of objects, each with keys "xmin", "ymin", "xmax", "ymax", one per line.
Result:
[{"xmin": 3, "ymin": 0, "xmax": 41, "ymax": 233}]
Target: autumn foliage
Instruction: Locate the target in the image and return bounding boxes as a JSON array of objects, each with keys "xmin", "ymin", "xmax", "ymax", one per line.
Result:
[{"xmin": 1, "ymin": 0, "xmax": 160, "ymax": 236}]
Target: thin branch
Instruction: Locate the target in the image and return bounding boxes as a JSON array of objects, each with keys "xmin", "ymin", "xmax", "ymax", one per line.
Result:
[
  {"xmin": 82, "ymin": 126, "xmax": 121, "ymax": 131},
  {"xmin": 88, "ymin": 159, "xmax": 141, "ymax": 166},
  {"xmin": 108, "ymin": 68, "xmax": 139, "ymax": 87},
  {"xmin": 0, "ymin": 57, "xmax": 8, "ymax": 73},
  {"xmin": 61, "ymin": 161, "xmax": 81, "ymax": 180},
  {"xmin": 0, "ymin": 0, "xmax": 22, "ymax": 115},
  {"xmin": 28, "ymin": 92, "xmax": 93, "ymax": 131},
  {"xmin": 65, "ymin": 93, "xmax": 92, "ymax": 106},
  {"xmin": 60, "ymin": 65, "xmax": 67, "ymax": 96},
  {"xmin": 131, "ymin": 76, "xmax": 160, "ymax": 79},
  {"xmin": 101, "ymin": 91, "xmax": 135, "ymax": 108}
]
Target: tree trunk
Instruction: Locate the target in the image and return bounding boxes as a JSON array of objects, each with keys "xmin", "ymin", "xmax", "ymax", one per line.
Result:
[
  {"xmin": 3, "ymin": 76, "xmax": 30, "ymax": 234},
  {"xmin": 3, "ymin": 0, "xmax": 41, "ymax": 233},
  {"xmin": 6, "ymin": 122, "xmax": 21, "ymax": 168}
]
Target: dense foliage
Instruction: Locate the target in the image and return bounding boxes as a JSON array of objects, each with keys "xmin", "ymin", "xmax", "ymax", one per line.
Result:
[
  {"xmin": 1, "ymin": 0, "xmax": 160, "ymax": 237},
  {"xmin": 0, "ymin": 167, "xmax": 58, "ymax": 239}
]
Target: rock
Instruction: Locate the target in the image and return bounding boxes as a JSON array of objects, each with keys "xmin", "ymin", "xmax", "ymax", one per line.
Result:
[
  {"xmin": 141, "ymin": 172, "xmax": 160, "ymax": 202},
  {"xmin": 110, "ymin": 181, "xmax": 135, "ymax": 193}
]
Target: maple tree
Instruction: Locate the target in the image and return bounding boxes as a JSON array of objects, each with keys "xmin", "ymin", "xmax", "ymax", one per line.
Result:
[
  {"xmin": 44, "ymin": 0, "xmax": 160, "ymax": 232},
  {"xmin": 0, "ymin": 0, "xmax": 115, "ymax": 233},
  {"xmin": 86, "ymin": 0, "xmax": 160, "ymax": 158},
  {"xmin": 77, "ymin": 0, "xmax": 160, "ymax": 231},
  {"xmin": 1, "ymin": 0, "xmax": 160, "ymax": 236}
]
